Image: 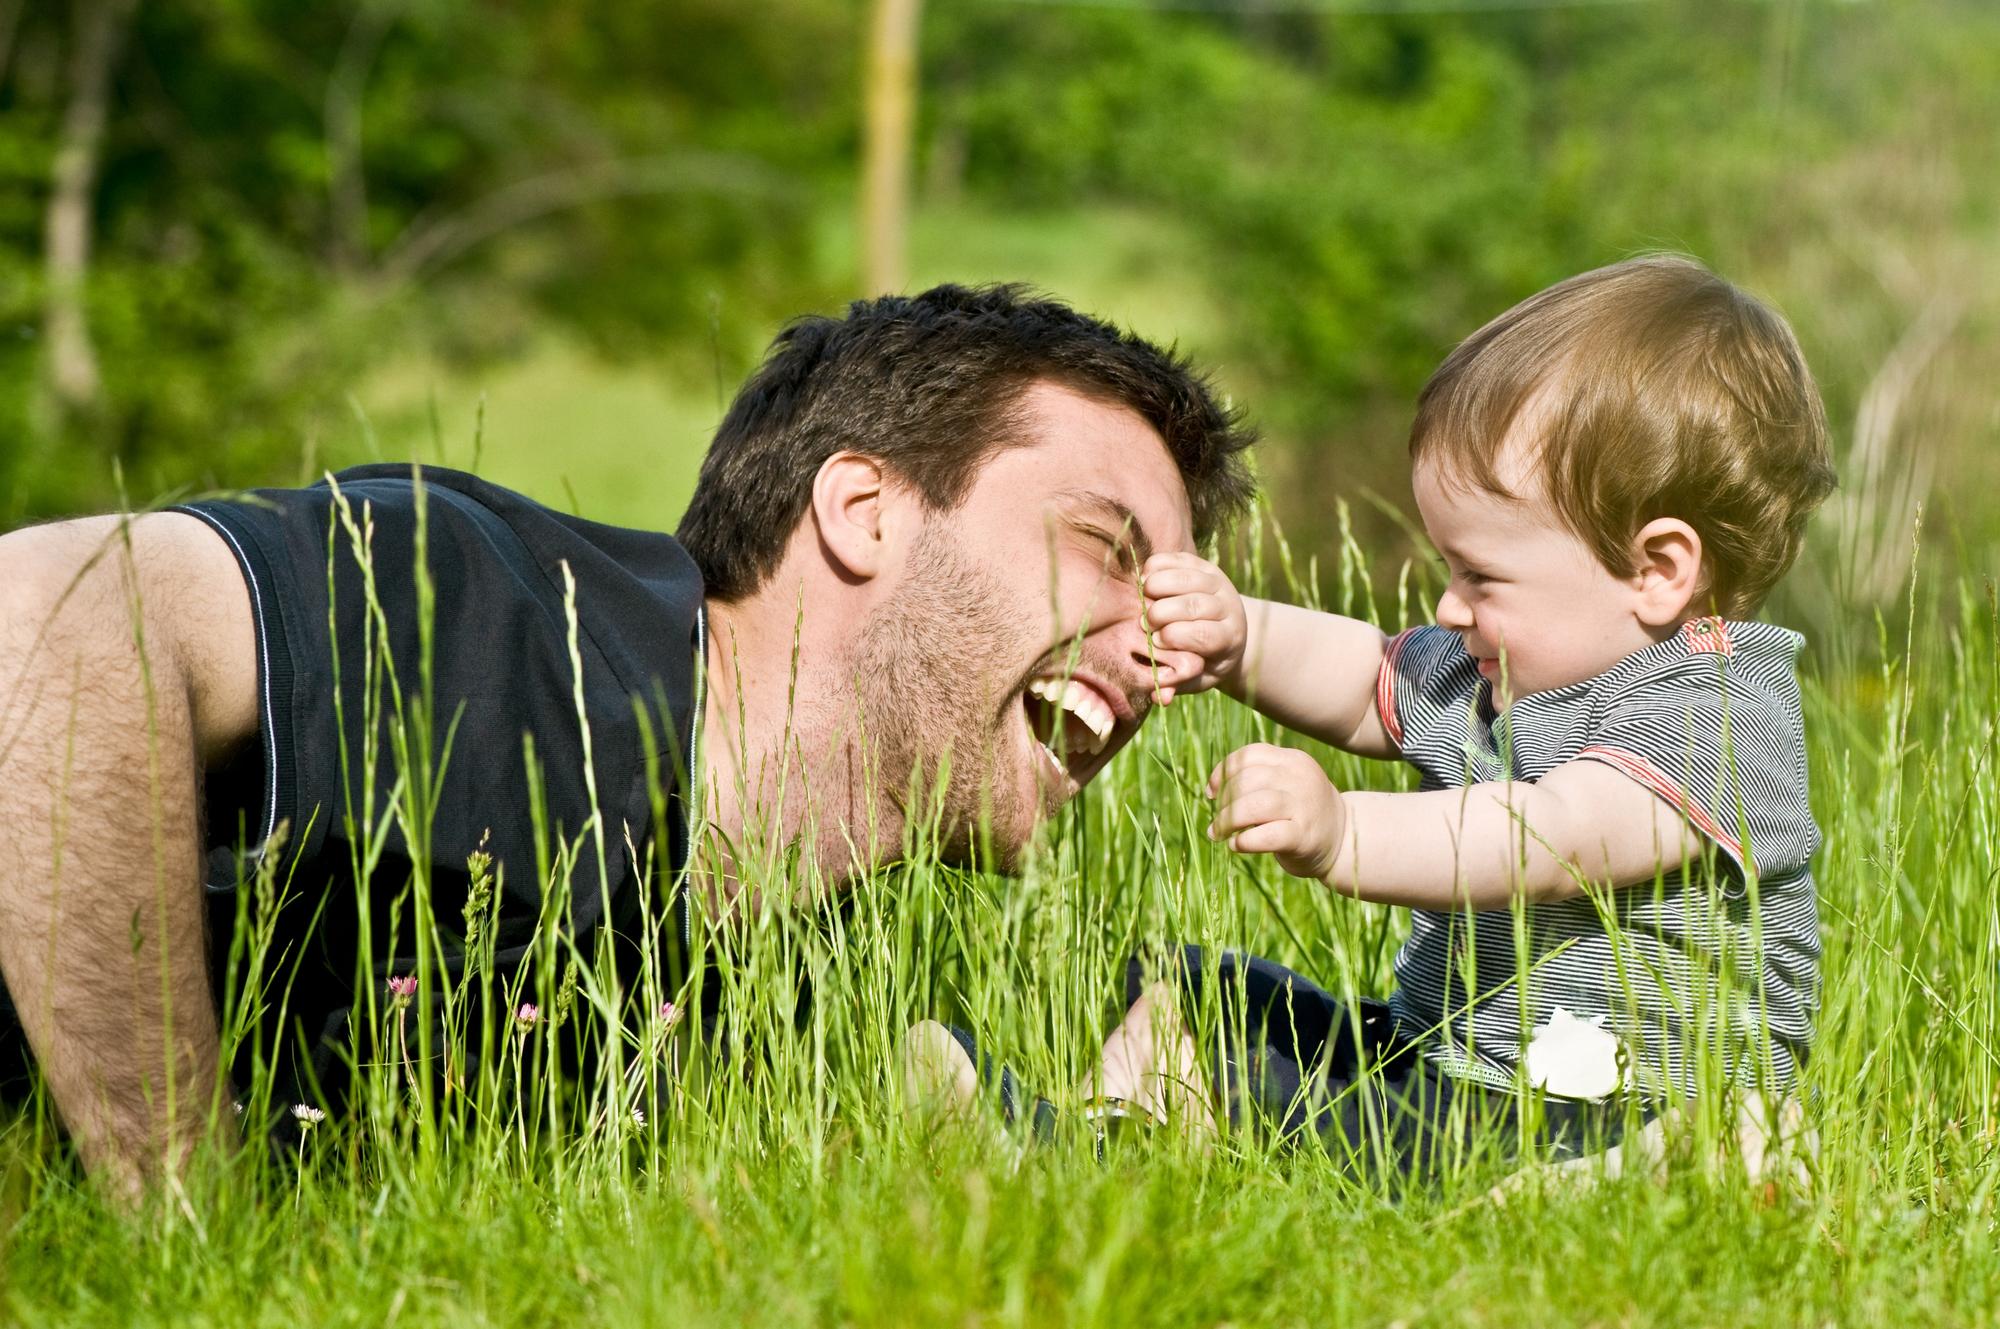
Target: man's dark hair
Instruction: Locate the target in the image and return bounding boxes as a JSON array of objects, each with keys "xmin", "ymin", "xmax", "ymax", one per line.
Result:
[{"xmin": 678, "ymin": 283, "xmax": 1258, "ymax": 600}]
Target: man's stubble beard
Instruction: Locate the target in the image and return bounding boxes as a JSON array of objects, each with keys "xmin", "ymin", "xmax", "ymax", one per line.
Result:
[{"xmin": 848, "ymin": 523, "xmax": 1039, "ymax": 870}]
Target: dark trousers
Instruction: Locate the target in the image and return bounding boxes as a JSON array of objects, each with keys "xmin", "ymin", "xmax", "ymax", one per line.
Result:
[{"xmin": 1132, "ymin": 946, "xmax": 1645, "ymax": 1181}]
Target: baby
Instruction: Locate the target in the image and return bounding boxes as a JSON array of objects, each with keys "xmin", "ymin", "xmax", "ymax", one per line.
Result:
[{"xmin": 1125, "ymin": 256, "xmax": 1836, "ymax": 1164}]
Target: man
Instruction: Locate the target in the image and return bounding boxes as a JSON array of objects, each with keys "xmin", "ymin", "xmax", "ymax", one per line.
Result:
[{"xmin": 0, "ymin": 284, "xmax": 1255, "ymax": 1199}]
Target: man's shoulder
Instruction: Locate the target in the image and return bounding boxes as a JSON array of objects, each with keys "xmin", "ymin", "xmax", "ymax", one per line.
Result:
[
  {"xmin": 178, "ymin": 464, "xmax": 706, "ymax": 899},
  {"xmin": 180, "ymin": 463, "xmax": 704, "ymax": 620}
]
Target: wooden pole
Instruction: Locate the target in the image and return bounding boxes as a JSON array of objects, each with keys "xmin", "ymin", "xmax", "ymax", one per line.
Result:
[
  {"xmin": 44, "ymin": 0, "xmax": 139, "ymax": 419},
  {"xmin": 859, "ymin": 0, "xmax": 921, "ymax": 297}
]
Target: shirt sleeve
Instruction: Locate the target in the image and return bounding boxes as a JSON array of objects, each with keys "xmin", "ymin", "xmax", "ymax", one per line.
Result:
[
  {"xmin": 1575, "ymin": 652, "xmax": 1817, "ymax": 887},
  {"xmin": 172, "ymin": 493, "xmax": 332, "ymax": 882},
  {"xmin": 1374, "ymin": 624, "xmax": 1481, "ymax": 758},
  {"xmin": 179, "ymin": 470, "xmax": 603, "ymax": 918}
]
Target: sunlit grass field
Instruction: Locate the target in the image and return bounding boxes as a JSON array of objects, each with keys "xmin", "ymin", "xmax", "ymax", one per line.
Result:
[{"xmin": 0, "ymin": 487, "xmax": 1994, "ymax": 1327}]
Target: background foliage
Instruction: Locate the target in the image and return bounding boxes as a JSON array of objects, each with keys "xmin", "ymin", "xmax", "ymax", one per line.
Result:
[{"xmin": 5, "ymin": 0, "xmax": 1995, "ymax": 611}]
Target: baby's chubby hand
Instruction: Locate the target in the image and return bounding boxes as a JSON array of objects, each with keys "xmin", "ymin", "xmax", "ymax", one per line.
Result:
[
  {"xmin": 1206, "ymin": 743, "xmax": 1348, "ymax": 883},
  {"xmin": 1139, "ymin": 552, "xmax": 1248, "ymax": 704}
]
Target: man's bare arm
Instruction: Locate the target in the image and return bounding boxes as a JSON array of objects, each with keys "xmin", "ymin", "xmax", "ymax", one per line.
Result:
[{"xmin": 0, "ymin": 513, "xmax": 257, "ymax": 1200}]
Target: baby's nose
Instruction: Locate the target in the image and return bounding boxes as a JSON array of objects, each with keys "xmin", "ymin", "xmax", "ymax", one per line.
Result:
[{"xmin": 1434, "ymin": 586, "xmax": 1474, "ymax": 629}]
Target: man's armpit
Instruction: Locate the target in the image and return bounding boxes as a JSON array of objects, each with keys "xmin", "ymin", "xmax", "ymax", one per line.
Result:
[{"xmin": 136, "ymin": 514, "xmax": 261, "ymax": 763}]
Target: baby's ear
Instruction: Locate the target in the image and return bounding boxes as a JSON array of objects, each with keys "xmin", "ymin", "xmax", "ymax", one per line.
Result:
[{"xmin": 1630, "ymin": 517, "xmax": 1705, "ymax": 627}]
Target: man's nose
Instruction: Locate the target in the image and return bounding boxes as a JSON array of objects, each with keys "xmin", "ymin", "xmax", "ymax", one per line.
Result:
[
  {"xmin": 1108, "ymin": 607, "xmax": 1163, "ymax": 705},
  {"xmin": 1435, "ymin": 584, "xmax": 1474, "ymax": 630}
]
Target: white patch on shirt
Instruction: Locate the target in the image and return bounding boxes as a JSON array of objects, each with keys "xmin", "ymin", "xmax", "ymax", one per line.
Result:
[{"xmin": 1525, "ymin": 1007, "xmax": 1624, "ymax": 1100}]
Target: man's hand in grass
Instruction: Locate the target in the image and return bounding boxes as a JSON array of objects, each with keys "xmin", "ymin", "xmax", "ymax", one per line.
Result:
[
  {"xmin": 1206, "ymin": 743, "xmax": 1349, "ymax": 883},
  {"xmin": 1140, "ymin": 552, "xmax": 1249, "ymax": 703}
]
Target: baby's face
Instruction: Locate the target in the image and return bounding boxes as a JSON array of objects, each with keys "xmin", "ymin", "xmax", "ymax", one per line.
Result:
[{"xmin": 1412, "ymin": 450, "xmax": 1660, "ymax": 709}]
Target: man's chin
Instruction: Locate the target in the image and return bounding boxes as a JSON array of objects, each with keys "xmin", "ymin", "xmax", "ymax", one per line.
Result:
[{"xmin": 928, "ymin": 807, "xmax": 1043, "ymax": 875}]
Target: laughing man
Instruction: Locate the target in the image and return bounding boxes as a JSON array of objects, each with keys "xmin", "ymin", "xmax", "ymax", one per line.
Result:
[{"xmin": 0, "ymin": 284, "xmax": 1255, "ymax": 1199}]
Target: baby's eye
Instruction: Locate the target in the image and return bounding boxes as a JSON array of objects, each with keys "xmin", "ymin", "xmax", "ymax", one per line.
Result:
[
  {"xmin": 1434, "ymin": 554, "xmax": 1493, "ymax": 588},
  {"xmin": 1438, "ymin": 558, "xmax": 1488, "ymax": 587}
]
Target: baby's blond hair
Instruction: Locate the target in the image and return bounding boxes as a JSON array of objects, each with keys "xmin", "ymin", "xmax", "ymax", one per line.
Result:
[{"xmin": 1410, "ymin": 256, "xmax": 1836, "ymax": 616}]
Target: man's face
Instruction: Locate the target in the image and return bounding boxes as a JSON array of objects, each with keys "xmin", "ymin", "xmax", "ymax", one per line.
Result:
[{"xmin": 853, "ymin": 381, "xmax": 1196, "ymax": 867}]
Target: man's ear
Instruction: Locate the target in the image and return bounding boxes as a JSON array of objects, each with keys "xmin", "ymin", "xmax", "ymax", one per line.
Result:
[
  {"xmin": 1630, "ymin": 517, "xmax": 1706, "ymax": 626},
  {"xmin": 810, "ymin": 451, "xmax": 900, "ymax": 583}
]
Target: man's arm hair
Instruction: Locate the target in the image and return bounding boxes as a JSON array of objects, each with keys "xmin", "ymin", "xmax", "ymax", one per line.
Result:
[{"xmin": 0, "ymin": 513, "xmax": 258, "ymax": 1201}]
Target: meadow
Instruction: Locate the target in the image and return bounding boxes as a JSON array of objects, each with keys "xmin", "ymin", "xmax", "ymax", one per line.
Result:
[
  {"xmin": 0, "ymin": 488, "xmax": 1994, "ymax": 1328},
  {"xmin": 6, "ymin": 1, "xmax": 1998, "ymax": 1319}
]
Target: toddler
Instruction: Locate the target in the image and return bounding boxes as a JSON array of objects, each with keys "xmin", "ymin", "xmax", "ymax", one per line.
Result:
[{"xmin": 1121, "ymin": 255, "xmax": 1836, "ymax": 1167}]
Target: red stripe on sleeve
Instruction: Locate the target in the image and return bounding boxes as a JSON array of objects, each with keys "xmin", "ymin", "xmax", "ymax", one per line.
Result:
[
  {"xmin": 1376, "ymin": 627, "xmax": 1418, "ymax": 750},
  {"xmin": 1576, "ymin": 744, "xmax": 1745, "ymax": 862}
]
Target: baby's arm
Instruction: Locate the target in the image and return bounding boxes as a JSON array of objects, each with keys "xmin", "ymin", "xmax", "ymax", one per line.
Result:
[
  {"xmin": 1142, "ymin": 553, "xmax": 1397, "ymax": 759},
  {"xmin": 1207, "ymin": 745, "xmax": 1711, "ymax": 909}
]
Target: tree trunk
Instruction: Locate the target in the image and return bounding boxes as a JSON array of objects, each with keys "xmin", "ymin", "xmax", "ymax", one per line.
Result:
[
  {"xmin": 859, "ymin": 0, "xmax": 921, "ymax": 297},
  {"xmin": 0, "ymin": 0, "xmax": 26, "ymax": 89},
  {"xmin": 325, "ymin": 2, "xmax": 399, "ymax": 272},
  {"xmin": 43, "ymin": 0, "xmax": 137, "ymax": 420}
]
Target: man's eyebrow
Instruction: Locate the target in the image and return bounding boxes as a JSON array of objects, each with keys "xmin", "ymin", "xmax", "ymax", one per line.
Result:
[{"xmin": 1054, "ymin": 489, "xmax": 1155, "ymax": 567}]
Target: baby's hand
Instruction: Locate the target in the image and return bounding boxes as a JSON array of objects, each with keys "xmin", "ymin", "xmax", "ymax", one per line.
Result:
[
  {"xmin": 1140, "ymin": 552, "xmax": 1248, "ymax": 704},
  {"xmin": 1206, "ymin": 743, "xmax": 1347, "ymax": 882}
]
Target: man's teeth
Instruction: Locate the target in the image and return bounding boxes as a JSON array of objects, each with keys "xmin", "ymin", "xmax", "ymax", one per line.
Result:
[
  {"xmin": 1027, "ymin": 676, "xmax": 1115, "ymax": 756},
  {"xmin": 1037, "ymin": 739, "xmax": 1068, "ymax": 783}
]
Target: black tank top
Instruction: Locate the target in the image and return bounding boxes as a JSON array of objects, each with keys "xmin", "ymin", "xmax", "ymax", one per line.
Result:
[{"xmin": 173, "ymin": 464, "xmax": 704, "ymax": 1105}]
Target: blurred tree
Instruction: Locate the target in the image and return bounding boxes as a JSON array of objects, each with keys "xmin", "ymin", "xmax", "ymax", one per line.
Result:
[
  {"xmin": 921, "ymin": 0, "xmax": 1999, "ymax": 585},
  {"xmin": 0, "ymin": 0, "xmax": 854, "ymax": 520},
  {"xmin": 1, "ymin": 0, "xmax": 1993, "ymax": 597},
  {"xmin": 861, "ymin": 0, "xmax": 922, "ymax": 295},
  {"xmin": 41, "ymin": 0, "xmax": 138, "ymax": 423}
]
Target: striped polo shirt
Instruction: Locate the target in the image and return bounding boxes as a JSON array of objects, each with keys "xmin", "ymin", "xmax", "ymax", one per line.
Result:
[{"xmin": 1375, "ymin": 617, "xmax": 1820, "ymax": 1097}]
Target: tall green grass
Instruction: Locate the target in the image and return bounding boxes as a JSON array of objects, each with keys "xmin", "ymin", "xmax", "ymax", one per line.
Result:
[{"xmin": 0, "ymin": 493, "xmax": 1995, "ymax": 1327}]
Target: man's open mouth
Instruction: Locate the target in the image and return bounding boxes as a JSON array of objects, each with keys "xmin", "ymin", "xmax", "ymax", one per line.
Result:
[{"xmin": 1020, "ymin": 671, "xmax": 1125, "ymax": 797}]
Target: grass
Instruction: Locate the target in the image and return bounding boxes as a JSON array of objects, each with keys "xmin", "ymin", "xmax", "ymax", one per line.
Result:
[
  {"xmin": 0, "ymin": 481, "xmax": 1996, "ymax": 1327},
  {"xmin": 349, "ymin": 341, "xmax": 720, "ymax": 532}
]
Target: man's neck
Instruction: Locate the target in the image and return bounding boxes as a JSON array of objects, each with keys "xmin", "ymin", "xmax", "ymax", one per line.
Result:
[{"xmin": 698, "ymin": 589, "xmax": 879, "ymax": 895}]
